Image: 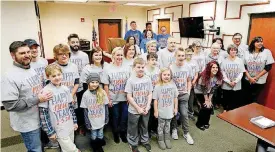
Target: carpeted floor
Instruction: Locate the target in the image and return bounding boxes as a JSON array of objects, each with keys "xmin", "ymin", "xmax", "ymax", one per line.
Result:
[{"xmin": 1, "ymin": 109, "xmax": 256, "ymax": 152}]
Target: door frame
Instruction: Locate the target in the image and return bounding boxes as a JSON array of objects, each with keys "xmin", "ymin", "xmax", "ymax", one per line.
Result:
[
  {"xmin": 247, "ymin": 12, "xmax": 275, "ymax": 44},
  {"xmin": 157, "ymin": 18, "xmax": 171, "ymax": 34},
  {"xmin": 98, "ymin": 19, "xmax": 122, "ymax": 37}
]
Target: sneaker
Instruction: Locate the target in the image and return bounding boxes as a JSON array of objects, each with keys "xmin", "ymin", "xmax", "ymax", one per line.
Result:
[
  {"xmin": 44, "ymin": 141, "xmax": 59, "ymax": 149},
  {"xmin": 171, "ymin": 129, "xmax": 178, "ymax": 140},
  {"xmin": 142, "ymin": 143, "xmax": 151, "ymax": 152},
  {"xmin": 183, "ymin": 133, "xmax": 194, "ymax": 145},
  {"xmin": 113, "ymin": 133, "xmax": 120, "ymax": 144},
  {"xmin": 196, "ymin": 123, "xmax": 205, "ymax": 131},
  {"xmin": 204, "ymin": 124, "xmax": 210, "ymax": 129},
  {"xmin": 129, "ymin": 145, "xmax": 140, "ymax": 152}
]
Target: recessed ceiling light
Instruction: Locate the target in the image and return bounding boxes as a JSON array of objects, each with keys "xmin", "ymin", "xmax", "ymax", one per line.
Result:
[{"xmin": 124, "ymin": 3, "xmax": 157, "ymax": 7}]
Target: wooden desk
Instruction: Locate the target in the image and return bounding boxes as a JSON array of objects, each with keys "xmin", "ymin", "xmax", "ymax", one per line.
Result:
[{"xmin": 218, "ymin": 103, "xmax": 275, "ymax": 146}]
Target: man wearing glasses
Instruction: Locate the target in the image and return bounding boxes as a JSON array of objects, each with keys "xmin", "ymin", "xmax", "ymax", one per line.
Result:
[{"xmin": 232, "ymin": 33, "xmax": 249, "ymax": 61}]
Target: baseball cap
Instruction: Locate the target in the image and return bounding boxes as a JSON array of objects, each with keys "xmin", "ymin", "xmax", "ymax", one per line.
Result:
[{"xmin": 24, "ymin": 39, "xmax": 40, "ymax": 47}]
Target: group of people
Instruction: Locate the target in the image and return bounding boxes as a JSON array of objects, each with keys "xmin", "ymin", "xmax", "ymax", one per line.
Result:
[{"xmin": 1, "ymin": 20, "xmax": 275, "ymax": 152}]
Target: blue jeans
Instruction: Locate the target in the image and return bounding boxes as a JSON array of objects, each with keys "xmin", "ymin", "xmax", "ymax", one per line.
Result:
[
  {"xmin": 91, "ymin": 127, "xmax": 104, "ymax": 140},
  {"xmin": 21, "ymin": 128, "xmax": 42, "ymax": 152},
  {"xmin": 112, "ymin": 102, "xmax": 128, "ymax": 133}
]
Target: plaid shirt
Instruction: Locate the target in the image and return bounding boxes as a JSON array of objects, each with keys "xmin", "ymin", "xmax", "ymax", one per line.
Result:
[{"xmin": 39, "ymin": 102, "xmax": 77, "ymax": 136}]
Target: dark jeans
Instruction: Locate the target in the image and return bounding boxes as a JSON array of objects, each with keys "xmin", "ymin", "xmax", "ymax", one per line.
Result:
[
  {"xmin": 148, "ymin": 103, "xmax": 158, "ymax": 133},
  {"xmin": 256, "ymin": 139, "xmax": 275, "ymax": 152},
  {"xmin": 76, "ymin": 89, "xmax": 85, "ymax": 127},
  {"xmin": 222, "ymin": 89, "xmax": 242, "ymax": 111},
  {"xmin": 196, "ymin": 94, "xmax": 212, "ymax": 127},
  {"xmin": 243, "ymin": 80, "xmax": 265, "ymax": 105},
  {"xmin": 21, "ymin": 128, "xmax": 42, "ymax": 152},
  {"xmin": 112, "ymin": 102, "xmax": 128, "ymax": 133},
  {"xmin": 212, "ymin": 86, "xmax": 222, "ymax": 106}
]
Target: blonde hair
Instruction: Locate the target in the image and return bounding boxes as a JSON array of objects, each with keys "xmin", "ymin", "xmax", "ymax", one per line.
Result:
[
  {"xmin": 175, "ymin": 47, "xmax": 185, "ymax": 56},
  {"xmin": 185, "ymin": 48, "xmax": 193, "ymax": 54},
  {"xmin": 146, "ymin": 40, "xmax": 157, "ymax": 50},
  {"xmin": 133, "ymin": 57, "xmax": 145, "ymax": 67},
  {"xmin": 45, "ymin": 64, "xmax": 62, "ymax": 77},
  {"xmin": 157, "ymin": 67, "xmax": 172, "ymax": 86},
  {"xmin": 53, "ymin": 44, "xmax": 70, "ymax": 59},
  {"xmin": 88, "ymin": 83, "xmax": 105, "ymax": 105},
  {"xmin": 111, "ymin": 47, "xmax": 123, "ymax": 63}
]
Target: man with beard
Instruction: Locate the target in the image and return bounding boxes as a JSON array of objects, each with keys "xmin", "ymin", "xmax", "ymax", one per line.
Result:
[
  {"xmin": 67, "ymin": 33, "xmax": 89, "ymax": 135},
  {"xmin": 158, "ymin": 37, "xmax": 177, "ymax": 68},
  {"xmin": 1, "ymin": 41, "xmax": 53, "ymax": 152}
]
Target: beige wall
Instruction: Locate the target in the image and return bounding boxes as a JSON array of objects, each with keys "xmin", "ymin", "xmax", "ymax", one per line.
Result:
[
  {"xmin": 1, "ymin": 1, "xmax": 39, "ymax": 76},
  {"xmin": 146, "ymin": 0, "xmax": 275, "ymax": 49},
  {"xmin": 38, "ymin": 2, "xmax": 147, "ymax": 58}
]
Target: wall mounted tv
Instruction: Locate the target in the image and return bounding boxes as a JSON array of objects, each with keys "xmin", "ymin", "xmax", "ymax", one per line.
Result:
[{"xmin": 178, "ymin": 17, "xmax": 204, "ymax": 38}]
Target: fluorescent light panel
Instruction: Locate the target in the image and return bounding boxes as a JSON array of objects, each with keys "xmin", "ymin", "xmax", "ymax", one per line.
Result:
[
  {"xmin": 62, "ymin": 0, "xmax": 88, "ymax": 2},
  {"xmin": 124, "ymin": 3, "xmax": 157, "ymax": 7}
]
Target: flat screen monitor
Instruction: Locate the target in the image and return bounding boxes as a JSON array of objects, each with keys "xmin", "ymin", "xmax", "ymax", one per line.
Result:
[{"xmin": 178, "ymin": 17, "xmax": 204, "ymax": 38}]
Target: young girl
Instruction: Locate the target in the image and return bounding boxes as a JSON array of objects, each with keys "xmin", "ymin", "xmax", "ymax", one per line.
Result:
[
  {"xmin": 102, "ymin": 47, "xmax": 131, "ymax": 143},
  {"xmin": 195, "ymin": 61, "xmax": 223, "ymax": 130},
  {"xmin": 153, "ymin": 68, "xmax": 178, "ymax": 150},
  {"xmin": 81, "ymin": 73, "xmax": 109, "ymax": 152}
]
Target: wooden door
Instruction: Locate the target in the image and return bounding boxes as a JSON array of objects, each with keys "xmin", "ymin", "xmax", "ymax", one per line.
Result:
[
  {"xmin": 248, "ymin": 13, "xmax": 275, "ymax": 109},
  {"xmin": 158, "ymin": 19, "xmax": 170, "ymax": 34},
  {"xmin": 98, "ymin": 19, "xmax": 121, "ymax": 62}
]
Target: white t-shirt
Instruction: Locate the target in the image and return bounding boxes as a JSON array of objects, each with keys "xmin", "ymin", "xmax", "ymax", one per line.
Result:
[
  {"xmin": 184, "ymin": 60, "xmax": 199, "ymax": 80},
  {"xmin": 244, "ymin": 49, "xmax": 274, "ymax": 84},
  {"xmin": 125, "ymin": 75, "xmax": 153, "ymax": 114},
  {"xmin": 80, "ymin": 90, "xmax": 108, "ymax": 130},
  {"xmin": 70, "ymin": 51, "xmax": 89, "ymax": 92},
  {"xmin": 52, "ymin": 62, "xmax": 79, "ymax": 108},
  {"xmin": 1, "ymin": 65, "xmax": 43, "ymax": 132},
  {"xmin": 30, "ymin": 57, "xmax": 48, "ymax": 85},
  {"xmin": 153, "ymin": 82, "xmax": 178, "ymax": 119},
  {"xmin": 221, "ymin": 57, "xmax": 245, "ymax": 90},
  {"xmin": 39, "ymin": 84, "xmax": 74, "ymax": 138},
  {"xmin": 101, "ymin": 64, "xmax": 131, "ymax": 103},
  {"xmin": 237, "ymin": 44, "xmax": 249, "ymax": 61},
  {"xmin": 144, "ymin": 66, "xmax": 160, "ymax": 89},
  {"xmin": 158, "ymin": 48, "xmax": 176, "ymax": 68},
  {"xmin": 192, "ymin": 52, "xmax": 206, "ymax": 73},
  {"xmin": 123, "ymin": 58, "xmax": 134, "ymax": 69},
  {"xmin": 170, "ymin": 63, "xmax": 192, "ymax": 95}
]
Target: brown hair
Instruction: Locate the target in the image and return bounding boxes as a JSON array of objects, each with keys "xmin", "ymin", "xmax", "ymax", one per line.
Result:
[
  {"xmin": 53, "ymin": 44, "xmax": 70, "ymax": 59},
  {"xmin": 133, "ymin": 58, "xmax": 145, "ymax": 67},
  {"xmin": 123, "ymin": 43, "xmax": 136, "ymax": 58}
]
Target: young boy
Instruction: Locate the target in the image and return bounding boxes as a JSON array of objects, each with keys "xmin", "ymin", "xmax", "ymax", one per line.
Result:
[
  {"xmin": 39, "ymin": 64, "xmax": 79, "ymax": 152},
  {"xmin": 184, "ymin": 48, "xmax": 199, "ymax": 121},
  {"xmin": 169, "ymin": 47, "xmax": 194, "ymax": 145},
  {"xmin": 51, "ymin": 44, "xmax": 80, "ymax": 109},
  {"xmin": 144, "ymin": 52, "xmax": 160, "ymax": 137},
  {"xmin": 125, "ymin": 58, "xmax": 153, "ymax": 152}
]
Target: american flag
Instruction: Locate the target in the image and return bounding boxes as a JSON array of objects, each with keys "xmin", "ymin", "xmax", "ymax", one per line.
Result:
[
  {"xmin": 92, "ymin": 20, "xmax": 98, "ymax": 49},
  {"xmin": 125, "ymin": 16, "xmax": 128, "ymax": 32}
]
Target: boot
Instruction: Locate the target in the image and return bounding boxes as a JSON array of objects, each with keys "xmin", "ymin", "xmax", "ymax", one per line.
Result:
[
  {"xmin": 96, "ymin": 138, "xmax": 105, "ymax": 152},
  {"xmin": 113, "ymin": 132, "xmax": 120, "ymax": 143},
  {"xmin": 90, "ymin": 139, "xmax": 97, "ymax": 152},
  {"xmin": 164, "ymin": 134, "xmax": 172, "ymax": 149},
  {"xmin": 157, "ymin": 134, "xmax": 166, "ymax": 150},
  {"xmin": 120, "ymin": 131, "xmax": 127, "ymax": 143}
]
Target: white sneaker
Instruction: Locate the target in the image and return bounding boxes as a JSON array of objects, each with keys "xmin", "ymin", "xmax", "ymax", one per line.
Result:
[
  {"xmin": 183, "ymin": 133, "xmax": 194, "ymax": 145},
  {"xmin": 171, "ymin": 129, "xmax": 178, "ymax": 140}
]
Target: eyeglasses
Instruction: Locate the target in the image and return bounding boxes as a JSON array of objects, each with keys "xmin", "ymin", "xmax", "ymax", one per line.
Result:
[{"xmin": 57, "ymin": 53, "xmax": 70, "ymax": 56}]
